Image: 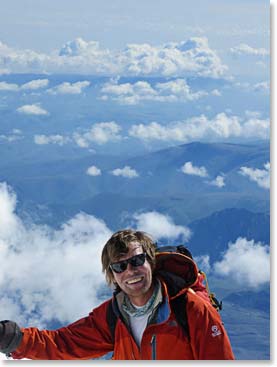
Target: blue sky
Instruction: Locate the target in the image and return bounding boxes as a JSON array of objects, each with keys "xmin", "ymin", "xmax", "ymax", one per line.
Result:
[
  {"xmin": 0, "ymin": 0, "xmax": 269, "ymax": 79},
  {"xmin": 0, "ymin": 1, "xmax": 268, "ymax": 50}
]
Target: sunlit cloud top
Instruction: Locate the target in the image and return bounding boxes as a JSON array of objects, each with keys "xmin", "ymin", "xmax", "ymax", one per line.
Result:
[{"xmin": 0, "ymin": 37, "xmax": 228, "ymax": 77}]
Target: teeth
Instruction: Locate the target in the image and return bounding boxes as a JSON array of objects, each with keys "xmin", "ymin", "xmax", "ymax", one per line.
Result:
[{"xmin": 127, "ymin": 277, "xmax": 142, "ymax": 284}]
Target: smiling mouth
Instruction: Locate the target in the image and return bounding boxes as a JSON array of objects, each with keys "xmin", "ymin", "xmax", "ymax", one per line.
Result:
[{"xmin": 126, "ymin": 277, "xmax": 143, "ymax": 285}]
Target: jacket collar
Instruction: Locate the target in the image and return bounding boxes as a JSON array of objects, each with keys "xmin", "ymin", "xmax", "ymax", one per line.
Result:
[
  {"xmin": 112, "ymin": 279, "xmax": 174, "ymax": 327},
  {"xmin": 113, "ymin": 279, "xmax": 163, "ymax": 322}
]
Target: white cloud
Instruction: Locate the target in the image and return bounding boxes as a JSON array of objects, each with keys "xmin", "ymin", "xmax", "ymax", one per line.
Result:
[
  {"xmin": 0, "ymin": 38, "xmax": 113, "ymax": 75},
  {"xmin": 72, "ymin": 134, "xmax": 90, "ymax": 148},
  {"xmin": 0, "ymin": 183, "xmax": 20, "ymax": 239},
  {"xmin": 0, "ymin": 182, "xmax": 112, "ymax": 328},
  {"xmin": 208, "ymin": 175, "xmax": 225, "ymax": 188},
  {"xmin": 241, "ymin": 118, "xmax": 270, "ymax": 139},
  {"xmin": 101, "ymin": 78, "xmax": 208, "ymax": 105},
  {"xmin": 101, "ymin": 81, "xmax": 156, "ymax": 105},
  {"xmin": 213, "ymin": 237, "xmax": 270, "ymax": 288},
  {"xmin": 33, "ymin": 122, "xmax": 122, "ymax": 149},
  {"xmin": 0, "ymin": 79, "xmax": 91, "ymax": 94},
  {"xmin": 30, "ymin": 111, "xmax": 269, "ymax": 150},
  {"xmin": 129, "ymin": 121, "xmax": 175, "ymax": 141},
  {"xmin": 181, "ymin": 161, "xmax": 208, "ymax": 177},
  {"xmin": 0, "ymin": 81, "xmax": 19, "ymax": 91},
  {"xmin": 155, "ymin": 79, "xmax": 207, "ymax": 100},
  {"xmin": 230, "ymin": 43, "xmax": 269, "ymax": 56},
  {"xmin": 0, "ymin": 135, "xmax": 22, "ymax": 143},
  {"xmin": 120, "ymin": 37, "xmax": 227, "ymax": 78},
  {"xmin": 73, "ymin": 121, "xmax": 122, "ymax": 146},
  {"xmin": 239, "ymin": 162, "xmax": 270, "ymax": 189},
  {"xmin": 47, "ymin": 81, "xmax": 90, "ymax": 95},
  {"xmin": 59, "ymin": 38, "xmax": 101, "ymax": 56},
  {"xmin": 0, "ymin": 129, "xmax": 23, "ymax": 143},
  {"xmin": 0, "ymin": 79, "xmax": 49, "ymax": 92},
  {"xmin": 34, "ymin": 134, "xmax": 70, "ymax": 146},
  {"xmin": 133, "ymin": 211, "xmax": 191, "ymax": 241},
  {"xmin": 86, "ymin": 165, "xmax": 102, "ymax": 176},
  {"xmin": 16, "ymin": 104, "xmax": 49, "ymax": 116},
  {"xmin": 111, "ymin": 166, "xmax": 139, "ymax": 178},
  {"xmin": 21, "ymin": 79, "xmax": 49, "ymax": 90},
  {"xmin": 211, "ymin": 89, "xmax": 221, "ymax": 96},
  {"xmin": 129, "ymin": 113, "xmax": 270, "ymax": 142},
  {"xmin": 253, "ymin": 81, "xmax": 270, "ymax": 93},
  {"xmin": 0, "ymin": 37, "xmax": 227, "ymax": 78},
  {"xmin": 235, "ymin": 80, "xmax": 270, "ymax": 94}
]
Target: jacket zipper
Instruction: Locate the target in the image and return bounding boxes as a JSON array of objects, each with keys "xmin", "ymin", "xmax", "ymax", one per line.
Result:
[{"xmin": 150, "ymin": 335, "xmax": 157, "ymax": 360}]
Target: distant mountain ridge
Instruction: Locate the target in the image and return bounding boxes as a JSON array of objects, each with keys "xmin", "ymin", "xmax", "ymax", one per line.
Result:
[
  {"xmin": 188, "ymin": 208, "xmax": 269, "ymax": 262},
  {"xmin": 8, "ymin": 141, "xmax": 269, "ymax": 233}
]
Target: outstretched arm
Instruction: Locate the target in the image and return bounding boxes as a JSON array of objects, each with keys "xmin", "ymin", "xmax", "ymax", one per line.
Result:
[{"xmin": 1, "ymin": 300, "xmax": 114, "ymax": 360}]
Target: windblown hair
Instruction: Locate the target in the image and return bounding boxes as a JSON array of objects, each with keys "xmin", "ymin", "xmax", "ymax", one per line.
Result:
[{"xmin": 101, "ymin": 229, "xmax": 157, "ymax": 287}]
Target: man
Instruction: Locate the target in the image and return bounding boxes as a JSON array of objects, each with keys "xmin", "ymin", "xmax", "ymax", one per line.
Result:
[{"xmin": 0, "ymin": 229, "xmax": 235, "ymax": 360}]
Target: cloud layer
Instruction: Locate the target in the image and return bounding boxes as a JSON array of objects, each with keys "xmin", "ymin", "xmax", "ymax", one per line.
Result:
[
  {"xmin": 0, "ymin": 37, "xmax": 228, "ymax": 77},
  {"xmin": 30, "ymin": 111, "xmax": 269, "ymax": 150},
  {"xmin": 101, "ymin": 79, "xmax": 209, "ymax": 105},
  {"xmin": 129, "ymin": 113, "xmax": 270, "ymax": 142},
  {"xmin": 0, "ymin": 182, "xmax": 112, "ymax": 328}
]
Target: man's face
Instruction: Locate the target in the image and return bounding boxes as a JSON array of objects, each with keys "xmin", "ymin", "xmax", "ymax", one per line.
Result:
[{"xmin": 111, "ymin": 242, "xmax": 154, "ymax": 306}]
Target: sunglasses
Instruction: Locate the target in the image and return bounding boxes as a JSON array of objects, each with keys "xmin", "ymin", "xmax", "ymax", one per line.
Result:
[{"xmin": 110, "ymin": 253, "xmax": 147, "ymax": 273}]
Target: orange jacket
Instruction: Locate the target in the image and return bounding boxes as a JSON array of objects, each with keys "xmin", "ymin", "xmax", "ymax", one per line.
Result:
[{"xmin": 11, "ymin": 281, "xmax": 234, "ymax": 360}]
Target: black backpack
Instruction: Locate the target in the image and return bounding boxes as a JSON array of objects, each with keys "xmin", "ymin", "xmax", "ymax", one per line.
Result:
[{"xmin": 106, "ymin": 245, "xmax": 221, "ymax": 343}]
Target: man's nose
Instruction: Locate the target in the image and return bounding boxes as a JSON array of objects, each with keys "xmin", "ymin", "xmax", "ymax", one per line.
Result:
[{"xmin": 126, "ymin": 262, "xmax": 136, "ymax": 272}]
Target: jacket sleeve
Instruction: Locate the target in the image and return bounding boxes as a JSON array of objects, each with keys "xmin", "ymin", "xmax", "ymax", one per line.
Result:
[
  {"xmin": 186, "ymin": 292, "xmax": 235, "ymax": 360},
  {"xmin": 11, "ymin": 300, "xmax": 114, "ymax": 360}
]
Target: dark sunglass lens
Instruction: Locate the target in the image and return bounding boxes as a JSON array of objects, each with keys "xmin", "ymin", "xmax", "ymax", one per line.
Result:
[
  {"xmin": 119, "ymin": 262, "xmax": 128, "ymax": 272},
  {"xmin": 130, "ymin": 253, "xmax": 146, "ymax": 267},
  {"xmin": 111, "ymin": 261, "xmax": 127, "ymax": 273}
]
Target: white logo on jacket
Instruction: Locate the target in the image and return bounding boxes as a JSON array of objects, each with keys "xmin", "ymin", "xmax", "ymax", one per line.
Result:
[{"xmin": 211, "ymin": 325, "xmax": 222, "ymax": 337}]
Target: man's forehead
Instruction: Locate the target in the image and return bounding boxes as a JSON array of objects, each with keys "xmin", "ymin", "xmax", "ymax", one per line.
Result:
[{"xmin": 118, "ymin": 242, "xmax": 143, "ymax": 257}]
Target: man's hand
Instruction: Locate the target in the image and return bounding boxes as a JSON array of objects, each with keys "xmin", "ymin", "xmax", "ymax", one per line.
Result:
[{"xmin": 0, "ymin": 320, "xmax": 23, "ymax": 355}]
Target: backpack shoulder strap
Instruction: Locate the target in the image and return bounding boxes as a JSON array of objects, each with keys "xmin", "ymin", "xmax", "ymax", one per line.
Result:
[
  {"xmin": 170, "ymin": 293, "xmax": 190, "ymax": 340},
  {"xmin": 106, "ymin": 299, "xmax": 117, "ymax": 344}
]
